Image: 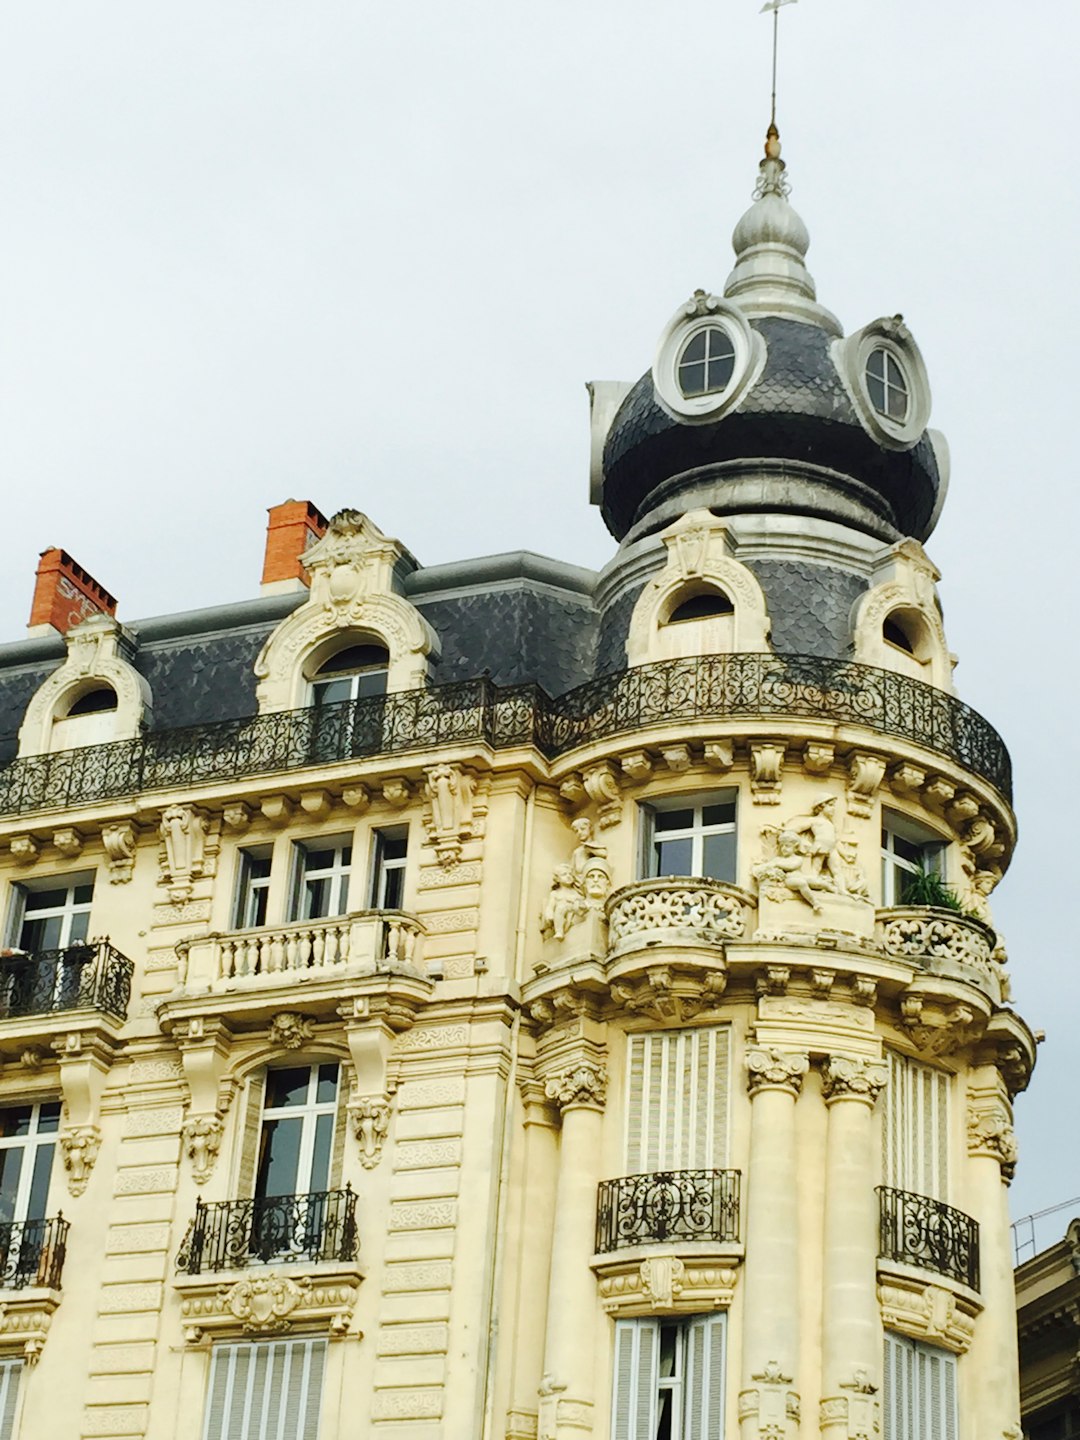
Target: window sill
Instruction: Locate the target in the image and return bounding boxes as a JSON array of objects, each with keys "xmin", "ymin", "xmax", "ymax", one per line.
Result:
[
  {"xmin": 592, "ymin": 1243, "xmax": 743, "ymax": 1318},
  {"xmin": 877, "ymin": 1258, "xmax": 982, "ymax": 1354},
  {"xmin": 0, "ymin": 1286, "xmax": 63, "ymax": 1365},
  {"xmin": 174, "ymin": 1258, "xmax": 364, "ymax": 1344}
]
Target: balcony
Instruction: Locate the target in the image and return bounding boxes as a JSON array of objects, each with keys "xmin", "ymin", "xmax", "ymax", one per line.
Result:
[
  {"xmin": 0, "ymin": 1216, "xmax": 68, "ymax": 1291},
  {"xmin": 0, "ymin": 941, "xmax": 133, "ymax": 1024},
  {"xmin": 877, "ymin": 1185, "xmax": 980, "ymax": 1290},
  {"xmin": 607, "ymin": 878, "xmax": 752, "ymax": 959},
  {"xmin": 0, "ymin": 654, "xmax": 1011, "ymax": 818},
  {"xmin": 173, "ymin": 1190, "xmax": 363, "ymax": 1342},
  {"xmin": 878, "ymin": 907, "xmax": 1000, "ymax": 999},
  {"xmin": 596, "ymin": 1169, "xmax": 741, "ymax": 1253}
]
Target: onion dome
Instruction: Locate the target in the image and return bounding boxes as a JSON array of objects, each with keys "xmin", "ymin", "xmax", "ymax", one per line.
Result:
[{"xmin": 591, "ymin": 127, "xmax": 948, "ymax": 547}]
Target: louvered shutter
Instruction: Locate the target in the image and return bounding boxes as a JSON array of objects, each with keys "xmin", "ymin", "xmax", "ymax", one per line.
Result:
[
  {"xmin": 0, "ymin": 1360, "xmax": 21, "ymax": 1440},
  {"xmin": 624, "ymin": 1028, "xmax": 730, "ymax": 1172},
  {"xmin": 883, "ymin": 1053, "xmax": 949, "ymax": 1200},
  {"xmin": 684, "ymin": 1313, "xmax": 725, "ymax": 1440},
  {"xmin": 203, "ymin": 1339, "xmax": 326, "ymax": 1440},
  {"xmin": 883, "ymin": 1330, "xmax": 912, "ymax": 1440},
  {"xmin": 236, "ymin": 1075, "xmax": 266, "ymax": 1198},
  {"xmin": 883, "ymin": 1333, "xmax": 957, "ymax": 1440},
  {"xmin": 611, "ymin": 1319, "xmax": 659, "ymax": 1440}
]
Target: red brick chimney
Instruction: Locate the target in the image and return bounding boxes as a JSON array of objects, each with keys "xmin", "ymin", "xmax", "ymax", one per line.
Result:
[
  {"xmin": 28, "ymin": 548, "xmax": 117, "ymax": 635},
  {"xmin": 261, "ymin": 500, "xmax": 328, "ymax": 590}
]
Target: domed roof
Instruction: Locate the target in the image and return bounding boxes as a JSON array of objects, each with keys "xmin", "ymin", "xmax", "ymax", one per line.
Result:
[{"xmin": 593, "ymin": 129, "xmax": 947, "ymax": 547}]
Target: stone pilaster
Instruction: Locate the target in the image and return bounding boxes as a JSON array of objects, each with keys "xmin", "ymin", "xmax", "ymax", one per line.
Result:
[
  {"xmin": 819, "ymin": 1055, "xmax": 888, "ymax": 1440},
  {"xmin": 738, "ymin": 1048, "xmax": 808, "ymax": 1440}
]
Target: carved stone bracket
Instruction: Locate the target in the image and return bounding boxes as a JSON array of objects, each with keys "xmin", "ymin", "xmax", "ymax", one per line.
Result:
[
  {"xmin": 610, "ymin": 964, "xmax": 727, "ymax": 1025},
  {"xmin": 594, "ymin": 1250, "xmax": 740, "ymax": 1317},
  {"xmin": 183, "ymin": 1113, "xmax": 226, "ymax": 1185},
  {"xmin": 349, "ymin": 1092, "xmax": 393, "ymax": 1169},
  {"xmin": 0, "ymin": 1291, "xmax": 63, "ymax": 1365},
  {"xmin": 101, "ymin": 822, "xmax": 137, "ymax": 883},
  {"xmin": 846, "ymin": 753, "xmax": 886, "ymax": 819},
  {"xmin": 901, "ymin": 992, "xmax": 987, "ymax": 1057},
  {"xmin": 583, "ymin": 761, "xmax": 622, "ymax": 829},
  {"xmin": 746, "ymin": 1047, "xmax": 809, "ymax": 1098},
  {"xmin": 821, "ymin": 1055, "xmax": 888, "ymax": 1106},
  {"xmin": 159, "ymin": 804, "xmax": 216, "ymax": 902},
  {"xmin": 877, "ymin": 1269, "xmax": 980, "ymax": 1353},
  {"xmin": 269, "ymin": 1012, "xmax": 315, "ymax": 1050},
  {"xmin": 59, "ymin": 1124, "xmax": 101, "ymax": 1197},
  {"xmin": 50, "ymin": 1028, "xmax": 117, "ymax": 1195},
  {"xmin": 176, "ymin": 1261, "xmax": 363, "ymax": 1343},
  {"xmin": 749, "ymin": 741, "xmax": 784, "ymax": 804},
  {"xmin": 423, "ymin": 762, "xmax": 480, "ymax": 866}
]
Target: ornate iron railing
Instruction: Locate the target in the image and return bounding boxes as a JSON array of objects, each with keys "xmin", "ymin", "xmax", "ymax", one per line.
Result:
[
  {"xmin": 877, "ymin": 1186, "xmax": 979, "ymax": 1290},
  {"xmin": 595, "ymin": 1169, "xmax": 741, "ymax": 1253},
  {"xmin": 0, "ymin": 1215, "xmax": 69, "ymax": 1290},
  {"xmin": 0, "ymin": 654, "xmax": 1012, "ymax": 816},
  {"xmin": 176, "ymin": 1188, "xmax": 358, "ymax": 1274},
  {"xmin": 0, "ymin": 941, "xmax": 133, "ymax": 1022}
]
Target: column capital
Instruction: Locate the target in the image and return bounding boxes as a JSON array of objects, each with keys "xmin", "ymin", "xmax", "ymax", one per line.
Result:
[
  {"xmin": 544, "ymin": 1060, "xmax": 607, "ymax": 1113},
  {"xmin": 966, "ymin": 1099, "xmax": 1018, "ymax": 1182},
  {"xmin": 746, "ymin": 1046, "xmax": 809, "ymax": 1098},
  {"xmin": 821, "ymin": 1055, "xmax": 887, "ymax": 1107}
]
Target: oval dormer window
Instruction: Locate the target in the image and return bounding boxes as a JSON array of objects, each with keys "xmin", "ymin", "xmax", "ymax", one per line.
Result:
[
  {"xmin": 677, "ymin": 327, "xmax": 736, "ymax": 399},
  {"xmin": 866, "ymin": 347, "xmax": 909, "ymax": 422}
]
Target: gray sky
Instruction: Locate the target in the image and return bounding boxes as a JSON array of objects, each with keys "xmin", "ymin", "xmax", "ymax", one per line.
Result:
[{"xmin": 0, "ymin": 2, "xmax": 1075, "ymax": 1237}]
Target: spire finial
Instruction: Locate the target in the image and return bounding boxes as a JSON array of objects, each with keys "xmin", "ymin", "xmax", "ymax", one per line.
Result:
[{"xmin": 760, "ymin": 0, "xmax": 799, "ymax": 130}]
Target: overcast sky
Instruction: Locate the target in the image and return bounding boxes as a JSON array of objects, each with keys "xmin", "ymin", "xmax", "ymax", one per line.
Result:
[{"xmin": 0, "ymin": 2, "xmax": 1075, "ymax": 1239}]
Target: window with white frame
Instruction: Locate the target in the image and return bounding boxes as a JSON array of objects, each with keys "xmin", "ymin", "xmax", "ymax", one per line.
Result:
[
  {"xmin": 0, "ymin": 1360, "xmax": 21, "ymax": 1440},
  {"xmin": 233, "ymin": 849, "xmax": 272, "ymax": 930},
  {"xmin": 880, "ymin": 813, "xmax": 946, "ymax": 906},
  {"xmin": 203, "ymin": 1338, "xmax": 326, "ymax": 1440},
  {"xmin": 256, "ymin": 1065, "xmax": 339, "ymax": 1201},
  {"xmin": 310, "ymin": 644, "xmax": 388, "ymax": 707},
  {"xmin": 290, "ymin": 841, "xmax": 351, "ymax": 922},
  {"xmin": 625, "ymin": 1028, "xmax": 730, "ymax": 1174},
  {"xmin": 612, "ymin": 1314, "xmax": 726, "ymax": 1439},
  {"xmin": 882, "ymin": 1051, "xmax": 950, "ymax": 1201},
  {"xmin": 642, "ymin": 796, "xmax": 736, "ymax": 885},
  {"xmin": 8, "ymin": 876, "xmax": 93, "ymax": 952},
  {"xmin": 882, "ymin": 1332, "xmax": 957, "ymax": 1440},
  {"xmin": 369, "ymin": 828, "xmax": 408, "ymax": 910},
  {"xmin": 0, "ymin": 1101, "xmax": 60, "ymax": 1227},
  {"xmin": 866, "ymin": 347, "xmax": 910, "ymax": 422}
]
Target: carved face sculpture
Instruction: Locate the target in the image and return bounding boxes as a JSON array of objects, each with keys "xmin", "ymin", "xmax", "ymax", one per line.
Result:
[
  {"xmin": 583, "ymin": 860, "xmax": 612, "ymax": 900},
  {"xmin": 571, "ymin": 817, "xmax": 593, "ymax": 843}
]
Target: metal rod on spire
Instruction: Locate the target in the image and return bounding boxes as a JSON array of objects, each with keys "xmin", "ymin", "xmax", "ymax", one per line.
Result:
[{"xmin": 760, "ymin": 0, "xmax": 798, "ymax": 130}]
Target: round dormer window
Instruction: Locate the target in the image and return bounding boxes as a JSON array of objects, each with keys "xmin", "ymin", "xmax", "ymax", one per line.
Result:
[
  {"xmin": 866, "ymin": 347, "xmax": 909, "ymax": 422},
  {"xmin": 677, "ymin": 327, "xmax": 737, "ymax": 399},
  {"xmin": 653, "ymin": 293, "xmax": 766, "ymax": 423}
]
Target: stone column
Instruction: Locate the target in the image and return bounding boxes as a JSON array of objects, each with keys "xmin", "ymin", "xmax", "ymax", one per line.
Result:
[
  {"xmin": 538, "ymin": 1058, "xmax": 607, "ymax": 1440},
  {"xmin": 966, "ymin": 1067, "xmax": 1022, "ymax": 1439},
  {"xmin": 738, "ymin": 1047, "xmax": 808, "ymax": 1440},
  {"xmin": 819, "ymin": 1055, "xmax": 888, "ymax": 1440}
]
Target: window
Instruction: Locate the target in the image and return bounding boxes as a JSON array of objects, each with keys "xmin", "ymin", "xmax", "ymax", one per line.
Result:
[
  {"xmin": 291, "ymin": 842, "xmax": 351, "ymax": 922},
  {"xmin": 866, "ymin": 347, "xmax": 909, "ymax": 421},
  {"xmin": 880, "ymin": 814, "xmax": 945, "ymax": 907},
  {"xmin": 256, "ymin": 1065, "xmax": 339, "ymax": 1201},
  {"xmin": 203, "ymin": 1338, "xmax": 326, "ymax": 1440},
  {"xmin": 612, "ymin": 1315, "xmax": 726, "ymax": 1439},
  {"xmin": 676, "ymin": 327, "xmax": 736, "ymax": 399},
  {"xmin": 65, "ymin": 686, "xmax": 117, "ymax": 716},
  {"xmin": 0, "ymin": 1361, "xmax": 21, "ymax": 1440},
  {"xmin": 643, "ymin": 796, "xmax": 736, "ymax": 884},
  {"xmin": 8, "ymin": 877, "xmax": 93, "ymax": 952},
  {"xmin": 233, "ymin": 849, "xmax": 272, "ymax": 930},
  {"xmin": 370, "ymin": 829, "xmax": 408, "ymax": 910},
  {"xmin": 883, "ymin": 616, "xmax": 915, "ymax": 654},
  {"xmin": 668, "ymin": 591, "xmax": 734, "ymax": 623},
  {"xmin": 310, "ymin": 645, "xmax": 388, "ymax": 707},
  {"xmin": 0, "ymin": 1102, "xmax": 60, "ymax": 1227},
  {"xmin": 625, "ymin": 1028, "xmax": 730, "ymax": 1173},
  {"xmin": 882, "ymin": 1333, "xmax": 957, "ymax": 1440},
  {"xmin": 882, "ymin": 1052, "xmax": 949, "ymax": 1201}
]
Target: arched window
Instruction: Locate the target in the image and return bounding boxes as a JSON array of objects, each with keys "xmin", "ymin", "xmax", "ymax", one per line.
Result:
[
  {"xmin": 677, "ymin": 327, "xmax": 736, "ymax": 399},
  {"xmin": 65, "ymin": 686, "xmax": 118, "ymax": 717},
  {"xmin": 882, "ymin": 616, "xmax": 915, "ymax": 654},
  {"xmin": 866, "ymin": 347, "xmax": 909, "ymax": 421},
  {"xmin": 310, "ymin": 645, "xmax": 389, "ymax": 708},
  {"xmin": 669, "ymin": 590, "xmax": 735, "ymax": 623}
]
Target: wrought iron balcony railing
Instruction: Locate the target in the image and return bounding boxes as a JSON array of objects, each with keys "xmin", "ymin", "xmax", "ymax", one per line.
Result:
[
  {"xmin": 176, "ymin": 1188, "xmax": 359, "ymax": 1275},
  {"xmin": 0, "ymin": 941, "xmax": 133, "ymax": 1022},
  {"xmin": 596, "ymin": 1169, "xmax": 742, "ymax": 1254},
  {"xmin": 877, "ymin": 1185, "xmax": 980, "ymax": 1290},
  {"xmin": 0, "ymin": 653, "xmax": 1011, "ymax": 817},
  {"xmin": 0, "ymin": 1215, "xmax": 69, "ymax": 1290}
]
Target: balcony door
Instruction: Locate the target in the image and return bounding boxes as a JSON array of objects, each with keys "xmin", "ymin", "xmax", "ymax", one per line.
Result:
[
  {"xmin": 0, "ymin": 1102, "xmax": 60, "ymax": 1288},
  {"xmin": 251, "ymin": 1066, "xmax": 339, "ymax": 1262},
  {"xmin": 6, "ymin": 879, "xmax": 94, "ymax": 1013}
]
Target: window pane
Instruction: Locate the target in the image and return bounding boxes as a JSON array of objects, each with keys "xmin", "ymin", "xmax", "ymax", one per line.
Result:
[
  {"xmin": 316, "ymin": 1065, "xmax": 338, "ymax": 1104},
  {"xmin": 247, "ymin": 855, "xmax": 272, "ymax": 881},
  {"xmin": 887, "ymin": 384, "xmax": 908, "ymax": 420},
  {"xmin": 681, "ymin": 331, "xmax": 707, "ymax": 364},
  {"xmin": 0, "ymin": 1151, "xmax": 23, "ymax": 1224},
  {"xmin": 257, "ymin": 1117, "xmax": 302, "ymax": 1197},
  {"xmin": 702, "ymin": 831, "xmax": 737, "ymax": 883},
  {"xmin": 304, "ymin": 877, "xmax": 330, "ymax": 919},
  {"xmin": 310, "ymin": 1114, "xmax": 334, "ymax": 1193},
  {"xmin": 68, "ymin": 912, "xmax": 90, "ymax": 944},
  {"xmin": 18, "ymin": 916, "xmax": 62, "ymax": 951},
  {"xmin": 73, "ymin": 885, "xmax": 94, "ymax": 905},
  {"xmin": 893, "ymin": 835, "xmax": 925, "ymax": 867},
  {"xmin": 867, "ymin": 374, "xmax": 886, "ymax": 412},
  {"xmin": 707, "ymin": 354, "xmax": 734, "ymax": 390},
  {"xmin": 265, "ymin": 1069, "xmax": 312, "ymax": 1110},
  {"xmin": 356, "ymin": 670, "xmax": 388, "ymax": 698},
  {"xmin": 867, "ymin": 349, "xmax": 887, "ymax": 381},
  {"xmin": 0, "ymin": 1109, "xmax": 33, "ymax": 1141},
  {"xmin": 382, "ymin": 837, "xmax": 407, "ymax": 862},
  {"xmin": 23, "ymin": 889, "xmax": 68, "ymax": 914},
  {"xmin": 678, "ymin": 362, "xmax": 707, "ymax": 397},
  {"xmin": 702, "ymin": 801, "xmax": 736, "ymax": 828},
  {"xmin": 26, "ymin": 1144, "xmax": 53, "ymax": 1222},
  {"xmin": 37, "ymin": 1104, "xmax": 61, "ymax": 1134},
  {"xmin": 655, "ymin": 810, "xmax": 694, "ymax": 834},
  {"xmin": 382, "ymin": 867, "xmax": 405, "ymax": 910},
  {"xmin": 654, "ymin": 836, "xmax": 693, "ymax": 876},
  {"xmin": 312, "ymin": 677, "xmax": 352, "ymax": 708}
]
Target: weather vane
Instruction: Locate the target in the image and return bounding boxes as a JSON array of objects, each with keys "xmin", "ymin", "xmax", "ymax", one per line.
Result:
[{"xmin": 760, "ymin": 0, "xmax": 798, "ymax": 130}]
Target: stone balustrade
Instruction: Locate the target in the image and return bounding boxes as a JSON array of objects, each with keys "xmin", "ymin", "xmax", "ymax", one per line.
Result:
[
  {"xmin": 177, "ymin": 910, "xmax": 424, "ymax": 991},
  {"xmin": 606, "ymin": 877, "xmax": 751, "ymax": 954}
]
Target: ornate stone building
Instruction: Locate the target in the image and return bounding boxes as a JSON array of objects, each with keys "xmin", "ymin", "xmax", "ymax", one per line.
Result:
[
  {"xmin": 0, "ymin": 126, "xmax": 1033, "ymax": 1439},
  {"xmin": 1016, "ymin": 1220, "xmax": 1080, "ymax": 1437}
]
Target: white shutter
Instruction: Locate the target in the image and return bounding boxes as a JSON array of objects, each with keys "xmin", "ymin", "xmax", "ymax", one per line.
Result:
[
  {"xmin": 0, "ymin": 1360, "xmax": 21, "ymax": 1440},
  {"xmin": 684, "ymin": 1313, "xmax": 725, "ymax": 1440},
  {"xmin": 203, "ymin": 1340, "xmax": 326, "ymax": 1440},
  {"xmin": 883, "ymin": 1053, "xmax": 949, "ymax": 1200},
  {"xmin": 883, "ymin": 1333, "xmax": 956, "ymax": 1440},
  {"xmin": 611, "ymin": 1319, "xmax": 659, "ymax": 1440},
  {"xmin": 624, "ymin": 1028, "xmax": 730, "ymax": 1172}
]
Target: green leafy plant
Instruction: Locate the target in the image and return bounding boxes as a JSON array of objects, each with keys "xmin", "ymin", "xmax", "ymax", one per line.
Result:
[{"xmin": 900, "ymin": 865, "xmax": 963, "ymax": 911}]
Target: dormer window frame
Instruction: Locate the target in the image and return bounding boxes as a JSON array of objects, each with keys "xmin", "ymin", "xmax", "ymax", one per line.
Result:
[
  {"xmin": 834, "ymin": 318, "xmax": 931, "ymax": 449},
  {"xmin": 653, "ymin": 295, "xmax": 765, "ymax": 424}
]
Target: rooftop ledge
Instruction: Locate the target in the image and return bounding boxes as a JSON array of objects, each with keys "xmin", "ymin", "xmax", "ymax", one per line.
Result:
[{"xmin": 0, "ymin": 654, "xmax": 1011, "ymax": 819}]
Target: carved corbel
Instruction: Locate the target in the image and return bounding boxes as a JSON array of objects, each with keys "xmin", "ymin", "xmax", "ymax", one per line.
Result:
[
  {"xmin": 342, "ymin": 784, "xmax": 371, "ymax": 812},
  {"xmin": 59, "ymin": 1125, "xmax": 101, "ymax": 1197},
  {"xmin": 299, "ymin": 789, "xmax": 333, "ymax": 819},
  {"xmin": 923, "ymin": 777, "xmax": 956, "ymax": 812},
  {"xmin": 846, "ymin": 753, "xmax": 886, "ymax": 819},
  {"xmin": 803, "ymin": 741, "xmax": 834, "ymax": 776},
  {"xmin": 423, "ymin": 762, "xmax": 479, "ymax": 864},
  {"xmin": 260, "ymin": 795, "xmax": 293, "ymax": 826},
  {"xmin": 269, "ymin": 1013, "xmax": 314, "ymax": 1050},
  {"xmin": 222, "ymin": 803, "xmax": 251, "ymax": 833},
  {"xmin": 660, "ymin": 744, "xmax": 692, "ymax": 774},
  {"xmin": 53, "ymin": 828, "xmax": 83, "ymax": 858},
  {"xmin": 558, "ymin": 775, "xmax": 586, "ymax": 809},
  {"xmin": 620, "ymin": 751, "xmax": 653, "ymax": 784},
  {"xmin": 159, "ymin": 804, "xmax": 213, "ymax": 902},
  {"xmin": 850, "ymin": 975, "xmax": 877, "ymax": 1007},
  {"xmin": 889, "ymin": 762, "xmax": 926, "ymax": 796},
  {"xmin": 349, "ymin": 1092, "xmax": 393, "ymax": 1169},
  {"xmin": 947, "ymin": 792, "xmax": 980, "ymax": 827},
  {"xmin": 900, "ymin": 994, "xmax": 986, "ymax": 1057},
  {"xmin": 755, "ymin": 965, "xmax": 790, "ymax": 997},
  {"xmin": 749, "ymin": 742, "xmax": 784, "ymax": 804},
  {"xmin": 703, "ymin": 740, "xmax": 733, "ymax": 771},
  {"xmin": 172, "ymin": 1017, "xmax": 234, "ymax": 1122},
  {"xmin": 583, "ymin": 762, "xmax": 622, "ymax": 828},
  {"xmin": 101, "ymin": 822, "xmax": 137, "ymax": 883},
  {"xmin": 381, "ymin": 778, "xmax": 411, "ymax": 809},
  {"xmin": 183, "ymin": 1113, "xmax": 226, "ymax": 1185},
  {"xmin": 9, "ymin": 837, "xmax": 39, "ymax": 867}
]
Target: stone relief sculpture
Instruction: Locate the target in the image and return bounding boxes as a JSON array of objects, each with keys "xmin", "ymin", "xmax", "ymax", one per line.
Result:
[
  {"xmin": 159, "ymin": 804, "xmax": 211, "ymax": 901},
  {"xmin": 752, "ymin": 795, "xmax": 872, "ymax": 929},
  {"xmin": 422, "ymin": 762, "xmax": 478, "ymax": 867},
  {"xmin": 539, "ymin": 817, "xmax": 612, "ymax": 942},
  {"xmin": 752, "ymin": 830, "xmax": 833, "ymax": 913}
]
